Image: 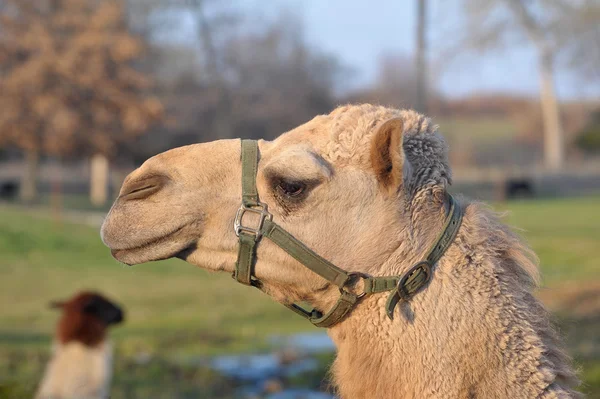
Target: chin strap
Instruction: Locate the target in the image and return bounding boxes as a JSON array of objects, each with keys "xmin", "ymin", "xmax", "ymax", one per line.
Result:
[{"xmin": 233, "ymin": 139, "xmax": 464, "ymax": 328}]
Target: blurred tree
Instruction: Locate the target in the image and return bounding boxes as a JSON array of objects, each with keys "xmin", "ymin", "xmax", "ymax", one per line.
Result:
[
  {"xmin": 343, "ymin": 53, "xmax": 443, "ymax": 112},
  {"xmin": 126, "ymin": 2, "xmax": 344, "ymax": 151},
  {"xmin": 452, "ymin": 0, "xmax": 599, "ymax": 170},
  {"xmin": 415, "ymin": 0, "xmax": 428, "ymax": 114},
  {"xmin": 0, "ymin": 0, "xmax": 162, "ymax": 204},
  {"xmin": 556, "ymin": 1, "xmax": 600, "ymax": 83},
  {"xmin": 193, "ymin": 0, "xmax": 235, "ymax": 140},
  {"xmin": 221, "ymin": 15, "xmax": 344, "ymax": 140}
]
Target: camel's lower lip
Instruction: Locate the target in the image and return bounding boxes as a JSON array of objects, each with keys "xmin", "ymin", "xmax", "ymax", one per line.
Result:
[{"xmin": 109, "ymin": 226, "xmax": 197, "ymax": 265}]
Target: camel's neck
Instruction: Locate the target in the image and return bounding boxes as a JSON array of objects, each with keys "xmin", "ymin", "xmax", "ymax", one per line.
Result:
[
  {"xmin": 372, "ymin": 189, "xmax": 449, "ymax": 277},
  {"xmin": 327, "ymin": 198, "xmax": 580, "ymax": 399},
  {"xmin": 327, "ymin": 193, "xmax": 448, "ymax": 398}
]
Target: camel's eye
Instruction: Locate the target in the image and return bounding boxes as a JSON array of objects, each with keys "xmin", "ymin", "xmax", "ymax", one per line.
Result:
[
  {"xmin": 267, "ymin": 173, "xmax": 321, "ymax": 209},
  {"xmin": 276, "ymin": 180, "xmax": 306, "ymax": 198}
]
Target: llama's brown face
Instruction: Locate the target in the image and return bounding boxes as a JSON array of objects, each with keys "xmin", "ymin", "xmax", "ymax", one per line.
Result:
[
  {"xmin": 101, "ymin": 107, "xmax": 408, "ymax": 305},
  {"xmin": 52, "ymin": 291, "xmax": 124, "ymax": 346}
]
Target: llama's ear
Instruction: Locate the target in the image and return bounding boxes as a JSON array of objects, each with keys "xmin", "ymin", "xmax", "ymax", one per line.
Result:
[
  {"xmin": 370, "ymin": 117, "xmax": 404, "ymax": 191},
  {"xmin": 49, "ymin": 301, "xmax": 65, "ymax": 309}
]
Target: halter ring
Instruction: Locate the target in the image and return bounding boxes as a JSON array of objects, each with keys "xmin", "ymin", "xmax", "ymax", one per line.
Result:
[{"xmin": 233, "ymin": 202, "xmax": 272, "ymax": 241}]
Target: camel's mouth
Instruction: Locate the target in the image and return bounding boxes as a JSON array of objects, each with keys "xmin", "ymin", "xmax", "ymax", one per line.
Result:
[{"xmin": 109, "ymin": 225, "xmax": 200, "ymax": 266}]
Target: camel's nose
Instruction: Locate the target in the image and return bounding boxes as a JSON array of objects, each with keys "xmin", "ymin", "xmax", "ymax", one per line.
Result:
[{"xmin": 119, "ymin": 174, "xmax": 170, "ymax": 201}]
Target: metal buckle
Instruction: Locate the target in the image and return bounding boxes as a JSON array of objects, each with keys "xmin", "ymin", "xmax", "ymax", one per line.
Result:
[
  {"xmin": 340, "ymin": 272, "xmax": 369, "ymax": 299},
  {"xmin": 233, "ymin": 202, "xmax": 272, "ymax": 241},
  {"xmin": 397, "ymin": 261, "xmax": 432, "ymax": 300}
]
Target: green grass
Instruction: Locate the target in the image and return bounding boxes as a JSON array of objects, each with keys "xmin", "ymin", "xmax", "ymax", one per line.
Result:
[
  {"xmin": 498, "ymin": 196, "xmax": 600, "ymax": 285},
  {"xmin": 0, "ymin": 207, "xmax": 313, "ymax": 357},
  {"xmin": 0, "ymin": 195, "xmax": 599, "ymax": 397}
]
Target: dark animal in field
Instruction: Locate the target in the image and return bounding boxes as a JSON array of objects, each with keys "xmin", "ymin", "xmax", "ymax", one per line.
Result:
[{"xmin": 35, "ymin": 291, "xmax": 124, "ymax": 399}]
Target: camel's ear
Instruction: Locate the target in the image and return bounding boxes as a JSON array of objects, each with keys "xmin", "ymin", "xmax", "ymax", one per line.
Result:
[{"xmin": 370, "ymin": 117, "xmax": 404, "ymax": 190}]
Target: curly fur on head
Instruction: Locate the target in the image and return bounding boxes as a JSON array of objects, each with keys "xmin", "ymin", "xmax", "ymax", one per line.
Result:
[{"xmin": 323, "ymin": 104, "xmax": 451, "ymax": 199}]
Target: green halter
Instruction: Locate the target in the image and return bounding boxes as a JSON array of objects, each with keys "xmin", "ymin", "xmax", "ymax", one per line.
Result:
[{"xmin": 233, "ymin": 139, "xmax": 463, "ymax": 328}]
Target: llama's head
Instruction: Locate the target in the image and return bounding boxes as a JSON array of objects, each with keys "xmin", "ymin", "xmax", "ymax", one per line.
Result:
[
  {"xmin": 51, "ymin": 291, "xmax": 124, "ymax": 346},
  {"xmin": 101, "ymin": 104, "xmax": 451, "ymax": 308}
]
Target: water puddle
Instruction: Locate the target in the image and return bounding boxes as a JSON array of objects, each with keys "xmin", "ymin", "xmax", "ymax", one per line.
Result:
[
  {"xmin": 210, "ymin": 353, "xmax": 319, "ymax": 381},
  {"xmin": 268, "ymin": 332, "xmax": 335, "ymax": 354},
  {"xmin": 178, "ymin": 332, "xmax": 337, "ymax": 398}
]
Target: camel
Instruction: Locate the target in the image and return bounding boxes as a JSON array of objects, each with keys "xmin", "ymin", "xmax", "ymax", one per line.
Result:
[{"xmin": 101, "ymin": 104, "xmax": 580, "ymax": 398}]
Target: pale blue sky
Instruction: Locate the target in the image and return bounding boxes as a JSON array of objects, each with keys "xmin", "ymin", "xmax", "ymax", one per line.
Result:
[
  {"xmin": 156, "ymin": 0, "xmax": 599, "ymax": 100},
  {"xmin": 284, "ymin": 0, "xmax": 597, "ymax": 100}
]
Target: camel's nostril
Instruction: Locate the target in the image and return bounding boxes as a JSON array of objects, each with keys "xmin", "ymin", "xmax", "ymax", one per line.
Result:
[
  {"xmin": 120, "ymin": 174, "xmax": 169, "ymax": 201},
  {"xmin": 122, "ymin": 184, "xmax": 161, "ymax": 200}
]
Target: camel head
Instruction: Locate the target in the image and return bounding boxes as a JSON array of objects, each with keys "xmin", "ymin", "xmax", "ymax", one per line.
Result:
[{"xmin": 101, "ymin": 104, "xmax": 451, "ymax": 309}]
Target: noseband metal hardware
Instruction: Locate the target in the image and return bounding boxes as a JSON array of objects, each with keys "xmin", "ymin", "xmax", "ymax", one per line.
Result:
[
  {"xmin": 233, "ymin": 139, "xmax": 464, "ymax": 328},
  {"xmin": 341, "ymin": 272, "xmax": 369, "ymax": 299},
  {"xmin": 396, "ymin": 261, "xmax": 432, "ymax": 300},
  {"xmin": 234, "ymin": 202, "xmax": 272, "ymax": 241}
]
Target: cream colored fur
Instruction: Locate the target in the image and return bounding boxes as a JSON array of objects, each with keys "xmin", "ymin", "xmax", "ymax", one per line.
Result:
[
  {"xmin": 35, "ymin": 340, "xmax": 113, "ymax": 399},
  {"xmin": 101, "ymin": 104, "xmax": 580, "ymax": 398}
]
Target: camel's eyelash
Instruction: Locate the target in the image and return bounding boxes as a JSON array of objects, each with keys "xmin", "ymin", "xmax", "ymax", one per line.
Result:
[
  {"xmin": 272, "ymin": 178, "xmax": 309, "ymax": 199},
  {"xmin": 267, "ymin": 175, "xmax": 321, "ymax": 213}
]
